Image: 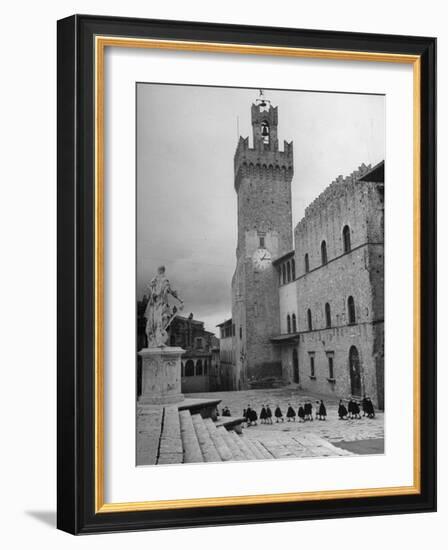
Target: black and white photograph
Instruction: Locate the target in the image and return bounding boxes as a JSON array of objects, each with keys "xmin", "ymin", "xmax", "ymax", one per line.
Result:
[{"xmin": 136, "ymin": 84, "xmax": 385, "ymax": 466}]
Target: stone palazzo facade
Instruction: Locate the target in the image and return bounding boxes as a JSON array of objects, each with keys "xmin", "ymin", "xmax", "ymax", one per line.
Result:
[{"xmin": 220, "ymin": 96, "xmax": 384, "ymax": 409}]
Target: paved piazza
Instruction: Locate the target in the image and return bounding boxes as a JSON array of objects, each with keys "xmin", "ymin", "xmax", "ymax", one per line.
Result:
[{"xmin": 191, "ymin": 386, "xmax": 384, "ymax": 457}]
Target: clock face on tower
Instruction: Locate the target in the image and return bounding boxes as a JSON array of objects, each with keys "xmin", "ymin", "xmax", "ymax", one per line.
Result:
[{"xmin": 252, "ymin": 248, "xmax": 272, "ymax": 270}]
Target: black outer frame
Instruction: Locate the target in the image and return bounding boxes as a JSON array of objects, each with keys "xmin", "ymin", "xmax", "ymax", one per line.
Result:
[{"xmin": 57, "ymin": 14, "xmax": 436, "ymax": 535}]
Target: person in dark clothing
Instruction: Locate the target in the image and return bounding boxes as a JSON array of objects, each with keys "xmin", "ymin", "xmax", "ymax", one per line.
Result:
[
  {"xmin": 286, "ymin": 403, "xmax": 296, "ymax": 422},
  {"xmin": 266, "ymin": 404, "xmax": 273, "ymax": 424},
  {"xmin": 366, "ymin": 397, "xmax": 375, "ymax": 418},
  {"xmin": 318, "ymin": 400, "xmax": 327, "ymax": 420},
  {"xmin": 338, "ymin": 400, "xmax": 348, "ymax": 420},
  {"xmin": 298, "ymin": 404, "xmax": 305, "ymax": 422},
  {"xmin": 245, "ymin": 405, "xmax": 252, "ymax": 426},
  {"xmin": 353, "ymin": 400, "xmax": 361, "ymax": 419},
  {"xmin": 315, "ymin": 400, "xmax": 321, "ymax": 420},
  {"xmin": 222, "ymin": 406, "xmax": 231, "ymax": 417},
  {"xmin": 307, "ymin": 401, "xmax": 314, "ymax": 421},
  {"xmin": 260, "ymin": 404, "xmax": 267, "ymax": 424},
  {"xmin": 347, "ymin": 399, "xmax": 354, "ymax": 419},
  {"xmin": 274, "ymin": 405, "xmax": 283, "ymax": 422},
  {"xmin": 362, "ymin": 395, "xmax": 369, "ymax": 417},
  {"xmin": 304, "ymin": 401, "xmax": 310, "ymax": 421},
  {"xmin": 249, "ymin": 407, "xmax": 258, "ymax": 425}
]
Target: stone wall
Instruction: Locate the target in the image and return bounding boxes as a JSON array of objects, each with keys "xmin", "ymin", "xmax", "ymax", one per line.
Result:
[
  {"xmin": 286, "ymin": 165, "xmax": 384, "ymax": 408},
  {"xmin": 281, "ymin": 323, "xmax": 382, "ymax": 406},
  {"xmin": 279, "ymin": 280, "xmax": 298, "ymax": 333}
]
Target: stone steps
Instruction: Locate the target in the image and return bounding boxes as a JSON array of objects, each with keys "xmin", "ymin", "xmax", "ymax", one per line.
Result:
[
  {"xmin": 203, "ymin": 418, "xmax": 233, "ymax": 461},
  {"xmin": 228, "ymin": 429, "xmax": 258, "ymax": 460},
  {"xmin": 179, "ymin": 409, "xmax": 204, "ymax": 463},
  {"xmin": 250, "ymin": 439, "xmax": 274, "ymax": 460},
  {"xmin": 216, "ymin": 427, "xmax": 246, "ymax": 461},
  {"xmin": 157, "ymin": 405, "xmax": 183, "ymax": 464},
  {"xmin": 191, "ymin": 413, "xmax": 221, "ymax": 462},
  {"xmin": 136, "ymin": 407, "xmax": 163, "ymax": 466},
  {"xmin": 139, "ymin": 402, "xmax": 348, "ymax": 466}
]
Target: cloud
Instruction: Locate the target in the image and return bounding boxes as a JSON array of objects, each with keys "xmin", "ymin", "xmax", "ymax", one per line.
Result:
[{"xmin": 136, "ymin": 84, "xmax": 384, "ymax": 334}]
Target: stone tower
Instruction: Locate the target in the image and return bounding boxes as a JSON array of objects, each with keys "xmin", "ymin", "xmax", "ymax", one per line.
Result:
[{"xmin": 231, "ymin": 92, "xmax": 294, "ymax": 389}]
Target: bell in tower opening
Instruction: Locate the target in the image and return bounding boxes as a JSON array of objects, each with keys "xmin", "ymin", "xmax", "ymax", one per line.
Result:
[{"xmin": 261, "ymin": 121, "xmax": 270, "ymax": 144}]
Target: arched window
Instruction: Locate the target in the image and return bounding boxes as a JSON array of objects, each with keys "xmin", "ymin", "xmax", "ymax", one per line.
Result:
[
  {"xmin": 203, "ymin": 360, "xmax": 208, "ymax": 375},
  {"xmin": 292, "ymin": 313, "xmax": 297, "ymax": 333},
  {"xmin": 304, "ymin": 253, "xmax": 310, "ymax": 273},
  {"xmin": 287, "ymin": 314, "xmax": 291, "ymax": 334},
  {"xmin": 307, "ymin": 309, "xmax": 313, "ymax": 331},
  {"xmin": 286, "ymin": 262, "xmax": 291, "ymax": 282},
  {"xmin": 343, "ymin": 225, "xmax": 351, "ymax": 253},
  {"xmin": 185, "ymin": 360, "xmax": 195, "ymax": 377},
  {"xmin": 196, "ymin": 360, "xmax": 203, "ymax": 376},
  {"xmin": 282, "ymin": 264, "xmax": 286, "ymax": 285},
  {"xmin": 325, "ymin": 302, "xmax": 332, "ymax": 328},
  {"xmin": 347, "ymin": 296, "xmax": 356, "ymax": 324},
  {"xmin": 321, "ymin": 240, "xmax": 328, "ymax": 265},
  {"xmin": 291, "ymin": 258, "xmax": 296, "ymax": 280}
]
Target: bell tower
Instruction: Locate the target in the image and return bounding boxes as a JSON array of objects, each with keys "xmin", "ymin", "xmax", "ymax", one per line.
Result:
[{"xmin": 231, "ymin": 91, "xmax": 294, "ymax": 389}]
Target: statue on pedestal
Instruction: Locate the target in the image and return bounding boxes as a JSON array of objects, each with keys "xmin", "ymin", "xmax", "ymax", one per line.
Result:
[{"xmin": 144, "ymin": 265, "xmax": 184, "ymax": 347}]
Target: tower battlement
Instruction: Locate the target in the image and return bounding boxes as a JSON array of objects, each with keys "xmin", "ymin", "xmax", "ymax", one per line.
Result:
[{"xmin": 234, "ymin": 138, "xmax": 293, "ymax": 192}]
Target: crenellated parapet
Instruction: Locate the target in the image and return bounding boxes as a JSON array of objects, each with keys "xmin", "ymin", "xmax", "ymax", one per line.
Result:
[
  {"xmin": 295, "ymin": 163, "xmax": 373, "ymax": 231},
  {"xmin": 234, "ymin": 138, "xmax": 294, "ymax": 192}
]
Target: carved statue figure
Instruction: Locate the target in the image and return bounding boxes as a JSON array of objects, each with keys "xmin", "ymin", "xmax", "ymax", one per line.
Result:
[{"xmin": 144, "ymin": 266, "xmax": 184, "ymax": 347}]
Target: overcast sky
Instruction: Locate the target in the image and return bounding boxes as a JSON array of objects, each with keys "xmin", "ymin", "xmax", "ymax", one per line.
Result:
[{"xmin": 137, "ymin": 84, "xmax": 385, "ymax": 335}]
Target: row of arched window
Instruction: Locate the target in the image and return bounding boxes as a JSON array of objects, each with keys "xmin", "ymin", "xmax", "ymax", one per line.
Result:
[
  {"xmin": 280, "ymin": 258, "xmax": 295, "ymax": 285},
  {"xmin": 182, "ymin": 359, "xmax": 208, "ymax": 377},
  {"xmin": 286, "ymin": 296, "xmax": 356, "ymax": 334},
  {"xmin": 305, "ymin": 296, "xmax": 356, "ymax": 332},
  {"xmin": 304, "ymin": 225, "xmax": 352, "ymax": 274}
]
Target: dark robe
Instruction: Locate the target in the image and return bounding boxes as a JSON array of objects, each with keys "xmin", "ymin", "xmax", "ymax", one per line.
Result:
[
  {"xmin": 266, "ymin": 407, "xmax": 273, "ymax": 418},
  {"xmin": 319, "ymin": 402, "xmax": 327, "ymax": 417},
  {"xmin": 286, "ymin": 406, "xmax": 296, "ymax": 418},
  {"xmin": 298, "ymin": 406, "xmax": 305, "ymax": 419},
  {"xmin": 260, "ymin": 407, "xmax": 267, "ymax": 420},
  {"xmin": 338, "ymin": 403, "xmax": 348, "ymax": 418},
  {"xmin": 249, "ymin": 408, "xmax": 258, "ymax": 422},
  {"xmin": 362, "ymin": 397, "xmax": 369, "ymax": 415},
  {"xmin": 274, "ymin": 406, "xmax": 283, "ymax": 418}
]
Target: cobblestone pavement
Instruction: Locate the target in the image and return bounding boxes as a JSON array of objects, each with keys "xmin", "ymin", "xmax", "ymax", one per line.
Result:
[{"xmin": 191, "ymin": 386, "xmax": 384, "ymax": 453}]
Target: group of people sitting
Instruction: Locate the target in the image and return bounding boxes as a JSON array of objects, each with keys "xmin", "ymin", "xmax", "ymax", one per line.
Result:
[
  {"xmin": 337, "ymin": 396, "xmax": 376, "ymax": 419},
  {"xmin": 222, "ymin": 395, "xmax": 376, "ymax": 426}
]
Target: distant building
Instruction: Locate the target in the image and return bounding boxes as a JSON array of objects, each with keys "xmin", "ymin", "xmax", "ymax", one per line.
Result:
[
  {"xmin": 216, "ymin": 319, "xmax": 236, "ymax": 391},
  {"xmin": 136, "ymin": 303, "xmax": 220, "ymax": 394},
  {"xmin": 218, "ymin": 93, "xmax": 384, "ymax": 408}
]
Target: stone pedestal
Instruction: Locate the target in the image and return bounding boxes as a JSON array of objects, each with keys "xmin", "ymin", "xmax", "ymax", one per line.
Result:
[{"xmin": 138, "ymin": 347, "xmax": 185, "ymax": 405}]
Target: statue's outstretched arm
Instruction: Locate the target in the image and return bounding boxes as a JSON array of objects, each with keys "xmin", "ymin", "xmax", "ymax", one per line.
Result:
[{"xmin": 169, "ymin": 288, "xmax": 182, "ymax": 302}]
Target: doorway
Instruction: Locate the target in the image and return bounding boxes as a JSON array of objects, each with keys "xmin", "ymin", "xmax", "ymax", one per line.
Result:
[
  {"xmin": 349, "ymin": 345, "xmax": 362, "ymax": 396},
  {"xmin": 292, "ymin": 348, "xmax": 299, "ymax": 383}
]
